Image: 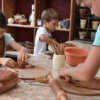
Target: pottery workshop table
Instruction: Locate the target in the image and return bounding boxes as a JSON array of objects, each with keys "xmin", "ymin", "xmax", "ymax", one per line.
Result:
[{"xmin": 1, "ymin": 41, "xmax": 100, "ymax": 100}]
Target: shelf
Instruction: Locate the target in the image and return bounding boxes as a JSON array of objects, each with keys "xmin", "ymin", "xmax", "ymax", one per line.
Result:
[
  {"xmin": 89, "ymin": 17, "xmax": 100, "ymax": 20},
  {"xmin": 77, "ymin": 27, "xmax": 96, "ymax": 31},
  {"xmin": 74, "ymin": 39, "xmax": 93, "ymax": 44},
  {"xmin": 78, "ymin": 6, "xmax": 90, "ymax": 9},
  {"xmin": 56, "ymin": 28, "xmax": 70, "ymax": 32},
  {"xmin": 35, "ymin": 27, "xmax": 70, "ymax": 32},
  {"xmin": 7, "ymin": 24, "xmax": 34, "ymax": 29},
  {"xmin": 78, "ymin": 17, "xmax": 100, "ymax": 20},
  {"xmin": 78, "ymin": 17, "xmax": 89, "ymax": 19}
]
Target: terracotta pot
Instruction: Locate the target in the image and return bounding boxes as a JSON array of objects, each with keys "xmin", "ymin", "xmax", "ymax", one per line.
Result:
[{"xmin": 65, "ymin": 48, "xmax": 89, "ymax": 66}]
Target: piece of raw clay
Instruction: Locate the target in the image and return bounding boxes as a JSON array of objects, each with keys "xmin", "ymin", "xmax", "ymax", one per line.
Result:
[
  {"xmin": 58, "ymin": 79, "xmax": 100, "ymax": 96},
  {"xmin": 17, "ymin": 61, "xmax": 28, "ymax": 69},
  {"xmin": 13, "ymin": 65, "xmax": 50, "ymax": 80}
]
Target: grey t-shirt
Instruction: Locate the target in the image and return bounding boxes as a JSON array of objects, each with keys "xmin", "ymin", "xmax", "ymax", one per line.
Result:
[
  {"xmin": 0, "ymin": 33, "xmax": 14, "ymax": 68},
  {"xmin": 4, "ymin": 33, "xmax": 14, "ymax": 53}
]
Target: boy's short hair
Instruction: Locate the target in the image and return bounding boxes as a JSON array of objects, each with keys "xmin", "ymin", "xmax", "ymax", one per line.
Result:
[
  {"xmin": 0, "ymin": 11, "xmax": 7, "ymax": 28},
  {"xmin": 76, "ymin": 0, "xmax": 82, "ymax": 4},
  {"xmin": 41, "ymin": 8, "xmax": 60, "ymax": 22}
]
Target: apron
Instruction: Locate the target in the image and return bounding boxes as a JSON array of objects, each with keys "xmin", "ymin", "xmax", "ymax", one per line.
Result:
[{"xmin": 0, "ymin": 36, "xmax": 5, "ymax": 57}]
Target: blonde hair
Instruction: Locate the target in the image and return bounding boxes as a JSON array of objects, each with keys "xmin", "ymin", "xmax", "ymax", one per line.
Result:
[{"xmin": 41, "ymin": 8, "xmax": 60, "ymax": 22}]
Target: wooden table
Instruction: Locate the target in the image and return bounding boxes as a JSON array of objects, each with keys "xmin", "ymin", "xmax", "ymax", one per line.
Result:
[{"xmin": 1, "ymin": 41, "xmax": 100, "ymax": 100}]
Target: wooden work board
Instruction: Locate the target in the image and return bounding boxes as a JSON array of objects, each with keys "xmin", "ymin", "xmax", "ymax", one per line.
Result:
[{"xmin": 13, "ymin": 65, "xmax": 50, "ymax": 80}]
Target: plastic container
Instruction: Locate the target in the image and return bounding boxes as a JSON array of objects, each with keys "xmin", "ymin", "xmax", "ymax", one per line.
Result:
[{"xmin": 65, "ymin": 48, "xmax": 89, "ymax": 66}]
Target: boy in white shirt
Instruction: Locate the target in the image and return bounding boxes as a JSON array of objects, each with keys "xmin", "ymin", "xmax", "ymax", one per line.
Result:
[{"xmin": 34, "ymin": 8, "xmax": 59, "ymax": 56}]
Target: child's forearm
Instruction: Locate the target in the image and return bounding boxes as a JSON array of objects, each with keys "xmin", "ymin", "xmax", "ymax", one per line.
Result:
[
  {"xmin": 9, "ymin": 41, "xmax": 22, "ymax": 51},
  {"xmin": 9, "ymin": 41, "xmax": 28, "ymax": 52},
  {"xmin": 71, "ymin": 63, "xmax": 91, "ymax": 81},
  {"xmin": 40, "ymin": 34, "xmax": 58, "ymax": 45},
  {"xmin": 71, "ymin": 46, "xmax": 100, "ymax": 81}
]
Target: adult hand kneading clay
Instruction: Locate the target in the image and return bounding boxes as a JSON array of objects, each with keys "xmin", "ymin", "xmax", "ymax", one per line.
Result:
[{"xmin": 0, "ymin": 68, "xmax": 18, "ymax": 94}]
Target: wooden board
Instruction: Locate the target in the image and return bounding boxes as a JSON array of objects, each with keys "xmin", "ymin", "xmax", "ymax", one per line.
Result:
[
  {"xmin": 58, "ymin": 80, "xmax": 100, "ymax": 96},
  {"xmin": 13, "ymin": 65, "xmax": 50, "ymax": 80}
]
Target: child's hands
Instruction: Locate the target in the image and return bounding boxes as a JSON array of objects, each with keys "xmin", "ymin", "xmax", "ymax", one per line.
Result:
[
  {"xmin": 1, "ymin": 58, "xmax": 17, "ymax": 67},
  {"xmin": 18, "ymin": 47, "xmax": 30, "ymax": 62}
]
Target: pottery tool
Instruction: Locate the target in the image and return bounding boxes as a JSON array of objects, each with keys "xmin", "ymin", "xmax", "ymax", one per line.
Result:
[
  {"xmin": 49, "ymin": 40, "xmax": 58, "ymax": 54},
  {"xmin": 24, "ymin": 41, "xmax": 34, "ymax": 54},
  {"xmin": 49, "ymin": 40, "xmax": 65, "ymax": 55},
  {"xmin": 49, "ymin": 41, "xmax": 77, "ymax": 55},
  {"xmin": 24, "ymin": 43, "xmax": 34, "ymax": 49},
  {"xmin": 25, "ymin": 41, "xmax": 34, "ymax": 46},
  {"xmin": 48, "ymin": 75, "xmax": 68, "ymax": 100}
]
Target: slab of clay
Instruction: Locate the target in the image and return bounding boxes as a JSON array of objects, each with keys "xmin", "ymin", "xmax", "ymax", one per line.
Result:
[
  {"xmin": 13, "ymin": 65, "xmax": 50, "ymax": 80},
  {"xmin": 58, "ymin": 80, "xmax": 100, "ymax": 96}
]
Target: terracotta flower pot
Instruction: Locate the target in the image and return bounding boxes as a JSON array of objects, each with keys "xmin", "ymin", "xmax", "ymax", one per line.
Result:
[{"xmin": 65, "ymin": 48, "xmax": 89, "ymax": 66}]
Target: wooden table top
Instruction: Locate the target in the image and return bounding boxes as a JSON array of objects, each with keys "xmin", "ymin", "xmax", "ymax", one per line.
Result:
[{"xmin": 1, "ymin": 41, "xmax": 100, "ymax": 100}]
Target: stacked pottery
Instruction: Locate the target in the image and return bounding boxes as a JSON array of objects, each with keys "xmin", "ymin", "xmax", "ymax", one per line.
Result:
[
  {"xmin": 80, "ymin": 19, "xmax": 87, "ymax": 28},
  {"xmin": 92, "ymin": 21, "xmax": 99, "ymax": 30},
  {"xmin": 79, "ymin": 31, "xmax": 87, "ymax": 39},
  {"xmin": 90, "ymin": 32, "xmax": 95, "ymax": 41}
]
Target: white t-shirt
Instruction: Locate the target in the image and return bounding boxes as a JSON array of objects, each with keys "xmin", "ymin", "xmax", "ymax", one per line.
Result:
[{"xmin": 34, "ymin": 27, "xmax": 51, "ymax": 56}]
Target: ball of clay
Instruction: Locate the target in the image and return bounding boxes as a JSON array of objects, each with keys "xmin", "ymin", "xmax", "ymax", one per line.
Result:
[
  {"xmin": 17, "ymin": 61, "xmax": 28, "ymax": 69},
  {"xmin": 8, "ymin": 18, "xmax": 14, "ymax": 24}
]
